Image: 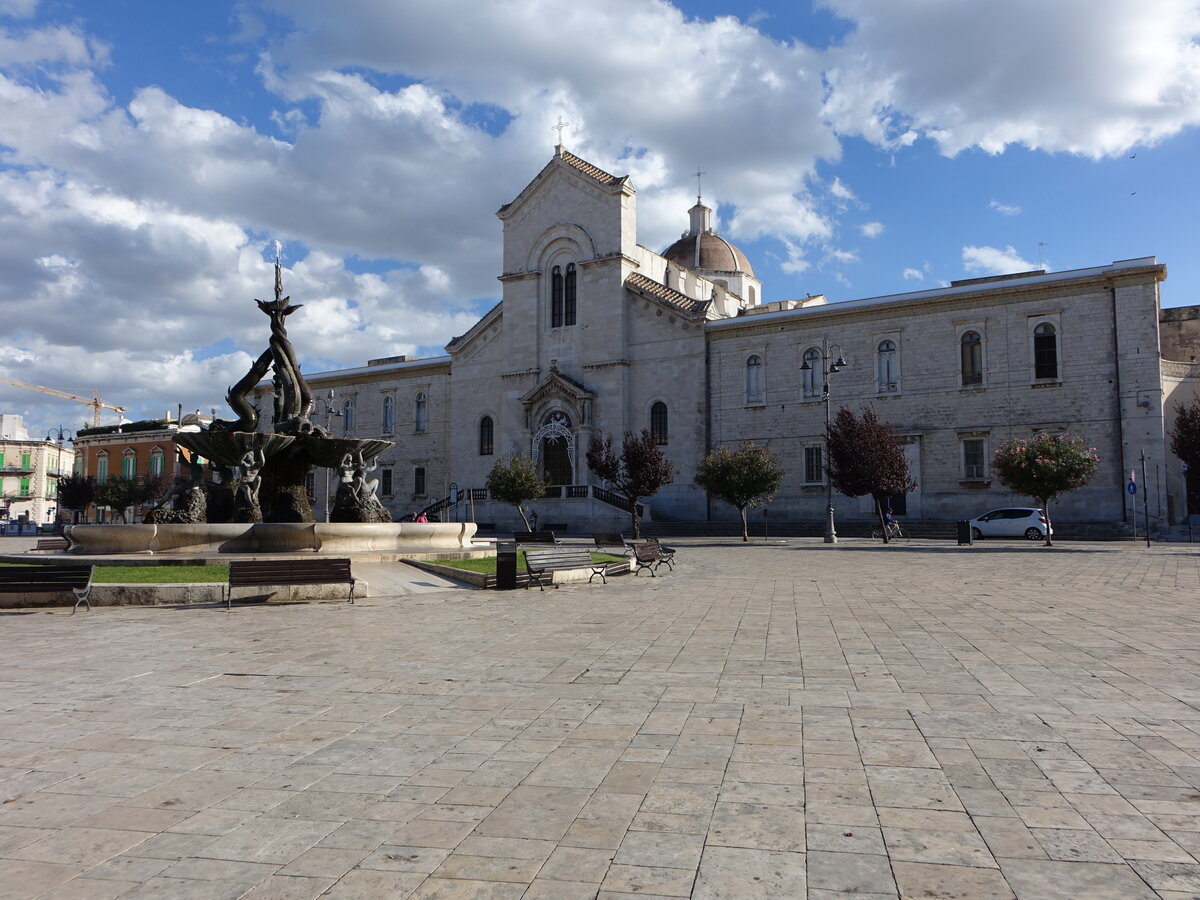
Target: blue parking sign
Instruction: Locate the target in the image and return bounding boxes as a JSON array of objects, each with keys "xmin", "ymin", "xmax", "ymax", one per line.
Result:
[{"xmin": 1128, "ymin": 481, "xmax": 1137, "ymax": 495}]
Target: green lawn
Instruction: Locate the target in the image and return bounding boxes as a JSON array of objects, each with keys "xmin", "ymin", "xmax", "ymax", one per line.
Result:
[
  {"xmin": 434, "ymin": 552, "xmax": 626, "ymax": 575},
  {"xmin": 0, "ymin": 563, "xmax": 228, "ymax": 583},
  {"xmin": 93, "ymin": 566, "xmax": 228, "ymax": 584}
]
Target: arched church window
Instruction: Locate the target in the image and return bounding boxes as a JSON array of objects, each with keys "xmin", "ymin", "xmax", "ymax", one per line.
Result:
[
  {"xmin": 415, "ymin": 392, "xmax": 428, "ymax": 433},
  {"xmin": 802, "ymin": 347, "xmax": 820, "ymax": 397},
  {"xmin": 479, "ymin": 416, "xmax": 494, "ymax": 456},
  {"xmin": 564, "ymin": 263, "xmax": 577, "ymax": 326},
  {"xmin": 343, "ymin": 400, "xmax": 355, "ymax": 434},
  {"xmin": 877, "ymin": 340, "xmax": 898, "ymax": 392},
  {"xmin": 382, "ymin": 396, "xmax": 394, "ymax": 433},
  {"xmin": 650, "ymin": 402, "xmax": 668, "ymax": 445},
  {"xmin": 551, "ymin": 265, "xmax": 563, "ymax": 328},
  {"xmin": 960, "ymin": 331, "xmax": 983, "ymax": 385},
  {"xmin": 1033, "ymin": 323, "xmax": 1058, "ymax": 379},
  {"xmin": 748, "ymin": 285, "xmax": 756, "ymax": 304},
  {"xmin": 746, "ymin": 355, "xmax": 764, "ymax": 404}
]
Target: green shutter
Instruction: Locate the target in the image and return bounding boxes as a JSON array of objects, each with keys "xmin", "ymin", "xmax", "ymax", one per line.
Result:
[
  {"xmin": 20, "ymin": 453, "xmax": 31, "ymax": 469},
  {"xmin": 19, "ymin": 477, "xmax": 30, "ymax": 496}
]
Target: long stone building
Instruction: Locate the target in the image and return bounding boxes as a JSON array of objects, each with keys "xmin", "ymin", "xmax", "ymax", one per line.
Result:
[{"xmin": 272, "ymin": 146, "xmax": 1196, "ymax": 533}]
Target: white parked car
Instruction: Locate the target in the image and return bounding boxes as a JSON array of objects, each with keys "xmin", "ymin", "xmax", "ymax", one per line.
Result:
[{"xmin": 969, "ymin": 508, "xmax": 1053, "ymax": 541}]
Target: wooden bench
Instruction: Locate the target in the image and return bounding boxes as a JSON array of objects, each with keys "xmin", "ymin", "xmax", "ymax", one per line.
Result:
[
  {"xmin": 593, "ymin": 533, "xmax": 633, "ymax": 556},
  {"xmin": 35, "ymin": 537, "xmax": 69, "ymax": 552},
  {"xmin": 0, "ymin": 564, "xmax": 95, "ymax": 613},
  {"xmin": 524, "ymin": 548, "xmax": 615, "ymax": 590},
  {"xmin": 513, "ymin": 531, "xmax": 559, "ymax": 547},
  {"xmin": 642, "ymin": 537, "xmax": 676, "ymax": 569},
  {"xmin": 225, "ymin": 558, "xmax": 356, "ymax": 610},
  {"xmin": 631, "ymin": 541, "xmax": 675, "ymax": 577}
]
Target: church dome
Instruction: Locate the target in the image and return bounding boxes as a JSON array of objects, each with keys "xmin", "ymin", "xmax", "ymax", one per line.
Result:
[
  {"xmin": 661, "ymin": 200, "xmax": 755, "ymax": 276},
  {"xmin": 662, "ymin": 231, "xmax": 755, "ymax": 276}
]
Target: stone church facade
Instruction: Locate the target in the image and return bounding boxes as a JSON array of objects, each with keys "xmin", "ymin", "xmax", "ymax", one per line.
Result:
[{"xmin": 280, "ymin": 147, "xmax": 1196, "ymax": 532}]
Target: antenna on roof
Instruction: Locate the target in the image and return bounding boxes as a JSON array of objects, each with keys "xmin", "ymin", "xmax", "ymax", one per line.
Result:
[{"xmin": 694, "ymin": 167, "xmax": 706, "ymax": 203}]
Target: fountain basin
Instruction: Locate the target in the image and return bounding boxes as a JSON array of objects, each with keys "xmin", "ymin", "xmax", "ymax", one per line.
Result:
[{"xmin": 64, "ymin": 522, "xmax": 477, "ymax": 555}]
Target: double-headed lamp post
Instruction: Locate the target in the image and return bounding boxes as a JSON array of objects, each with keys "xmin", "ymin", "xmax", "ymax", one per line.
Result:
[
  {"xmin": 801, "ymin": 342, "xmax": 846, "ymax": 544},
  {"xmin": 45, "ymin": 426, "xmax": 73, "ymax": 531}
]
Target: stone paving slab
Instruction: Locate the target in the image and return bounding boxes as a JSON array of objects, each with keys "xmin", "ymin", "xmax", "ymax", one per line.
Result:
[{"xmin": 3, "ymin": 538, "xmax": 1200, "ymax": 898}]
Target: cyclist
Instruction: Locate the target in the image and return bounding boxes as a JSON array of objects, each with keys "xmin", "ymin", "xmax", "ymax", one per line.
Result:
[{"xmin": 883, "ymin": 508, "xmax": 901, "ymax": 539}]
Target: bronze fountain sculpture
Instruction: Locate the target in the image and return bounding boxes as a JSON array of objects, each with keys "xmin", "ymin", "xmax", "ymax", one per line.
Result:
[
  {"xmin": 62, "ymin": 248, "xmax": 476, "ymax": 556},
  {"xmin": 148, "ymin": 248, "xmax": 393, "ymax": 525}
]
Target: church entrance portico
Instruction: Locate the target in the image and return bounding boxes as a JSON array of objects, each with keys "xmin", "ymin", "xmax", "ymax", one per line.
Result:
[{"xmin": 532, "ymin": 412, "xmax": 576, "ymax": 486}]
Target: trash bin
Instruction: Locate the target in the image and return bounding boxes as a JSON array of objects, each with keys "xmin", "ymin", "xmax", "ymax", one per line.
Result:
[
  {"xmin": 956, "ymin": 520, "xmax": 973, "ymax": 545},
  {"xmin": 496, "ymin": 540, "xmax": 518, "ymax": 590}
]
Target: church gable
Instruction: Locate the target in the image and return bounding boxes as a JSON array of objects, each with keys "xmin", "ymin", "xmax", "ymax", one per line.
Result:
[
  {"xmin": 445, "ymin": 301, "xmax": 502, "ymax": 360},
  {"xmin": 498, "ymin": 149, "xmax": 630, "ymax": 222}
]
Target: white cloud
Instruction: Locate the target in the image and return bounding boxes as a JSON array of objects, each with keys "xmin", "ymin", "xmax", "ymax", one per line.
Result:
[
  {"xmin": 989, "ymin": 199, "xmax": 1021, "ymax": 216},
  {"xmin": 962, "ymin": 244, "xmax": 1034, "ymax": 275},
  {"xmin": 0, "ymin": 0, "xmax": 39, "ymax": 19},
  {"xmin": 902, "ymin": 267, "xmax": 924, "ymax": 280},
  {"xmin": 829, "ymin": 177, "xmax": 856, "ymax": 201},
  {"xmin": 821, "ymin": 0, "xmax": 1200, "ymax": 157},
  {"xmin": 859, "ymin": 221, "xmax": 884, "ymax": 237}
]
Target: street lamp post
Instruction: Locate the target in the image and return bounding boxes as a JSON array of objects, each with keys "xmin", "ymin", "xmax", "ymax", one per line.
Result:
[
  {"xmin": 801, "ymin": 342, "xmax": 846, "ymax": 544},
  {"xmin": 44, "ymin": 426, "xmax": 73, "ymax": 532},
  {"xmin": 320, "ymin": 390, "xmax": 342, "ymax": 522}
]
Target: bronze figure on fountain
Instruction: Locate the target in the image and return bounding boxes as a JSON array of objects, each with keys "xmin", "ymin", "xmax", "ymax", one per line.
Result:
[{"xmin": 153, "ymin": 246, "xmax": 393, "ymax": 524}]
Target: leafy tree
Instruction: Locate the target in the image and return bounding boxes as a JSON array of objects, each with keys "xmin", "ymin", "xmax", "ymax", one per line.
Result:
[
  {"xmin": 94, "ymin": 478, "xmax": 138, "ymax": 523},
  {"xmin": 586, "ymin": 429, "xmax": 674, "ymax": 538},
  {"xmin": 991, "ymin": 432, "xmax": 1099, "ymax": 546},
  {"xmin": 695, "ymin": 442, "xmax": 784, "ymax": 542},
  {"xmin": 56, "ymin": 474, "xmax": 96, "ymax": 524},
  {"xmin": 1170, "ymin": 400, "xmax": 1200, "ymax": 474},
  {"xmin": 485, "ymin": 455, "xmax": 546, "ymax": 531},
  {"xmin": 132, "ymin": 474, "xmax": 169, "ymax": 512},
  {"xmin": 825, "ymin": 406, "xmax": 917, "ymax": 543}
]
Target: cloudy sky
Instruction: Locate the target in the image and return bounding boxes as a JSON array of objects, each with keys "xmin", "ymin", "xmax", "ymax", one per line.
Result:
[{"xmin": 2, "ymin": 0, "xmax": 1199, "ymax": 439}]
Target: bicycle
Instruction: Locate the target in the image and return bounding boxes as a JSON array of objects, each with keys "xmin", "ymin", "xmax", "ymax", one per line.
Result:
[{"xmin": 871, "ymin": 522, "xmax": 910, "ymax": 543}]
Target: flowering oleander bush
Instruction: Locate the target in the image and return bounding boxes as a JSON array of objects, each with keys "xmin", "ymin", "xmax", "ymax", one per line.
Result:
[{"xmin": 991, "ymin": 433, "xmax": 1099, "ymax": 545}]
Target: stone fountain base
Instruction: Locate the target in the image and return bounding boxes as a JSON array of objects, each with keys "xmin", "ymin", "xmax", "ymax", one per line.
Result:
[{"xmin": 63, "ymin": 522, "xmax": 478, "ymax": 556}]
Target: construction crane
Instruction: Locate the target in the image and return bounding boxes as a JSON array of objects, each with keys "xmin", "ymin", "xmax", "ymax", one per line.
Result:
[{"xmin": 0, "ymin": 377, "xmax": 127, "ymax": 427}]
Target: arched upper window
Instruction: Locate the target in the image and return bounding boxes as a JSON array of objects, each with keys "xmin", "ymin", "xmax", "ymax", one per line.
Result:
[
  {"xmin": 382, "ymin": 396, "xmax": 394, "ymax": 434},
  {"xmin": 960, "ymin": 331, "xmax": 983, "ymax": 385},
  {"xmin": 564, "ymin": 263, "xmax": 577, "ymax": 326},
  {"xmin": 746, "ymin": 355, "xmax": 764, "ymax": 404},
  {"xmin": 1034, "ymin": 322, "xmax": 1058, "ymax": 379},
  {"xmin": 877, "ymin": 340, "xmax": 898, "ymax": 392},
  {"xmin": 342, "ymin": 400, "xmax": 355, "ymax": 434},
  {"xmin": 149, "ymin": 448, "xmax": 164, "ymax": 476},
  {"xmin": 479, "ymin": 416, "xmax": 494, "ymax": 456},
  {"xmin": 122, "ymin": 449, "xmax": 136, "ymax": 480},
  {"xmin": 748, "ymin": 285, "xmax": 757, "ymax": 304},
  {"xmin": 551, "ymin": 265, "xmax": 564, "ymax": 328},
  {"xmin": 802, "ymin": 347, "xmax": 821, "ymax": 397},
  {"xmin": 415, "ymin": 392, "xmax": 428, "ymax": 433},
  {"xmin": 650, "ymin": 402, "xmax": 668, "ymax": 445}
]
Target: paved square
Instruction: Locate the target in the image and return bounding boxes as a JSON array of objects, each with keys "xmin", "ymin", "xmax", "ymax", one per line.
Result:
[{"xmin": 3, "ymin": 538, "xmax": 1200, "ymax": 898}]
